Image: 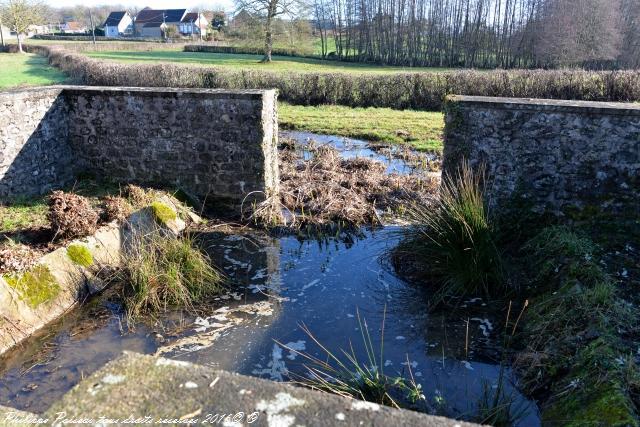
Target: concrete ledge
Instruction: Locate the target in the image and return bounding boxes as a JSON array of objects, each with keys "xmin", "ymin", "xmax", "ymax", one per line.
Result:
[
  {"xmin": 0, "ymin": 86, "xmax": 273, "ymax": 100},
  {"xmin": 446, "ymin": 95, "xmax": 640, "ymax": 116},
  {"xmin": 34, "ymin": 351, "xmax": 478, "ymax": 426}
]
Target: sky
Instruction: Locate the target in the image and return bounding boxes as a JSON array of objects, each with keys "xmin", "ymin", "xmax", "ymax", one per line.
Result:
[{"xmin": 46, "ymin": 0, "xmax": 235, "ymax": 11}]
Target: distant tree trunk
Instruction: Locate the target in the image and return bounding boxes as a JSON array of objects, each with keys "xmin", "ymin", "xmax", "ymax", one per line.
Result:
[
  {"xmin": 16, "ymin": 32, "xmax": 22, "ymax": 52},
  {"xmin": 262, "ymin": 0, "xmax": 278, "ymax": 62}
]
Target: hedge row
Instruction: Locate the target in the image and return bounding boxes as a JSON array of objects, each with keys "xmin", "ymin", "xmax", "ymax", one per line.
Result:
[
  {"xmin": 183, "ymin": 44, "xmax": 322, "ymax": 59},
  {"xmin": 32, "ymin": 35, "xmax": 166, "ymax": 43},
  {"xmin": 32, "ymin": 45, "xmax": 640, "ymax": 111}
]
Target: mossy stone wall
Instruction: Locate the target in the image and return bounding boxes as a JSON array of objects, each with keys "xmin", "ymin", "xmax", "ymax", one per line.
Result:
[
  {"xmin": 442, "ymin": 96, "xmax": 640, "ymax": 215},
  {"xmin": 0, "ymin": 86, "xmax": 279, "ymax": 209},
  {"xmin": 0, "ymin": 88, "xmax": 77, "ymax": 200}
]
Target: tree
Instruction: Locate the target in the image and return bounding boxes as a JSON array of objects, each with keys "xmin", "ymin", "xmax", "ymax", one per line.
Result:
[
  {"xmin": 233, "ymin": 0, "xmax": 307, "ymax": 62},
  {"xmin": 0, "ymin": 0, "xmax": 45, "ymax": 53},
  {"xmin": 535, "ymin": 0, "xmax": 622, "ymax": 67}
]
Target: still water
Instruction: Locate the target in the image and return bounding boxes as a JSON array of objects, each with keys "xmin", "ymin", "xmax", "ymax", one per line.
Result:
[{"xmin": 0, "ymin": 133, "xmax": 541, "ymax": 426}]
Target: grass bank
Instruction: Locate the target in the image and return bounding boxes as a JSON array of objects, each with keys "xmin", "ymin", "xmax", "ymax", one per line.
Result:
[
  {"xmin": 279, "ymin": 103, "xmax": 444, "ymax": 151},
  {"xmin": 392, "ymin": 167, "xmax": 640, "ymax": 425},
  {"xmin": 0, "ymin": 52, "xmax": 67, "ymax": 89}
]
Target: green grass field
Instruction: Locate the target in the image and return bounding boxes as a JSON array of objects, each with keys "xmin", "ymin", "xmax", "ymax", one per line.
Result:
[
  {"xmin": 279, "ymin": 103, "xmax": 443, "ymax": 151},
  {"xmin": 0, "ymin": 53, "xmax": 68, "ymax": 89},
  {"xmin": 85, "ymin": 50, "xmax": 455, "ymax": 74}
]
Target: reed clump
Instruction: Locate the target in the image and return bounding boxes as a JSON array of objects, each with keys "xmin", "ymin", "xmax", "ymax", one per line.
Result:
[
  {"xmin": 119, "ymin": 230, "xmax": 223, "ymax": 321},
  {"xmin": 395, "ymin": 162, "xmax": 504, "ymax": 303}
]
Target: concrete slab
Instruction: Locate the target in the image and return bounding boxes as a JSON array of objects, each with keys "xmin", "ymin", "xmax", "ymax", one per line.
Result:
[{"xmin": 40, "ymin": 352, "xmax": 479, "ymax": 426}]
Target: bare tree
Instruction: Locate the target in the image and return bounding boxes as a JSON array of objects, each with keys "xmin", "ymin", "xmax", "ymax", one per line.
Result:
[
  {"xmin": 0, "ymin": 0, "xmax": 45, "ymax": 52},
  {"xmin": 234, "ymin": 0, "xmax": 308, "ymax": 61}
]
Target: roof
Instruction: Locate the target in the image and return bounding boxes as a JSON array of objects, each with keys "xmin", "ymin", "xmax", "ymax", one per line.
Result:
[
  {"xmin": 135, "ymin": 9, "xmax": 186, "ymax": 24},
  {"xmin": 143, "ymin": 22, "xmax": 165, "ymax": 28},
  {"xmin": 63, "ymin": 21, "xmax": 85, "ymax": 30},
  {"xmin": 181, "ymin": 13, "xmax": 199, "ymax": 23},
  {"xmin": 104, "ymin": 11, "xmax": 127, "ymax": 27}
]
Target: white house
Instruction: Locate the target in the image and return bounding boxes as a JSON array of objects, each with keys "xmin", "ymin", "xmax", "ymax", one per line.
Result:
[
  {"xmin": 103, "ymin": 11, "xmax": 133, "ymax": 37},
  {"xmin": 179, "ymin": 12, "xmax": 209, "ymax": 37},
  {"xmin": 0, "ymin": 25, "xmax": 11, "ymax": 42}
]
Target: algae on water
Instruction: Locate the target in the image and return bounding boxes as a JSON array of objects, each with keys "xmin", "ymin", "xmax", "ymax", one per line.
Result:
[
  {"xmin": 3, "ymin": 265, "xmax": 61, "ymax": 308},
  {"xmin": 67, "ymin": 243, "xmax": 94, "ymax": 267}
]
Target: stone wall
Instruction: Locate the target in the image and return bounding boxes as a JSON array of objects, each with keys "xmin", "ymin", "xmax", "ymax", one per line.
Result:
[
  {"xmin": 0, "ymin": 88, "xmax": 76, "ymax": 199},
  {"xmin": 0, "ymin": 86, "xmax": 279, "ymax": 208},
  {"xmin": 443, "ymin": 96, "xmax": 640, "ymax": 215}
]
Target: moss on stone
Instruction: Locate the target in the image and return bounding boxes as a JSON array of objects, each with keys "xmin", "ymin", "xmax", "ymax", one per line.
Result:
[
  {"xmin": 519, "ymin": 226, "xmax": 639, "ymax": 426},
  {"xmin": 150, "ymin": 201, "xmax": 177, "ymax": 225},
  {"xmin": 66, "ymin": 243, "xmax": 94, "ymax": 267},
  {"xmin": 3, "ymin": 265, "xmax": 61, "ymax": 308},
  {"xmin": 543, "ymin": 339, "xmax": 638, "ymax": 427}
]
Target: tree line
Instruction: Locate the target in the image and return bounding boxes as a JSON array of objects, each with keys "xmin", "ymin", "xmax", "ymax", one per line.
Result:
[{"xmin": 311, "ymin": 0, "xmax": 640, "ymax": 69}]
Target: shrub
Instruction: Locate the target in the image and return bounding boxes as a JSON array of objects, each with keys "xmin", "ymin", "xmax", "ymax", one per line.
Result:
[
  {"xmin": 48, "ymin": 191, "xmax": 99, "ymax": 239},
  {"xmin": 398, "ymin": 162, "xmax": 503, "ymax": 302},
  {"xmin": 121, "ymin": 232, "xmax": 223, "ymax": 320},
  {"xmin": 20, "ymin": 45, "xmax": 640, "ymax": 112},
  {"xmin": 66, "ymin": 244, "xmax": 94, "ymax": 267},
  {"xmin": 184, "ymin": 44, "xmax": 319, "ymax": 59},
  {"xmin": 123, "ymin": 184, "xmax": 151, "ymax": 208}
]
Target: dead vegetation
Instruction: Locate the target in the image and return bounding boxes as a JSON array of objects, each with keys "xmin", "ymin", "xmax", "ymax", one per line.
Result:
[
  {"xmin": 101, "ymin": 196, "xmax": 131, "ymax": 222},
  {"xmin": 47, "ymin": 191, "xmax": 99, "ymax": 240},
  {"xmin": 0, "ymin": 244, "xmax": 41, "ymax": 274},
  {"xmin": 252, "ymin": 138, "xmax": 439, "ymax": 230}
]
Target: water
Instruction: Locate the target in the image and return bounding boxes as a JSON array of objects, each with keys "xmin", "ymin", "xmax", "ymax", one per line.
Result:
[{"xmin": 0, "ymin": 133, "xmax": 540, "ymax": 425}]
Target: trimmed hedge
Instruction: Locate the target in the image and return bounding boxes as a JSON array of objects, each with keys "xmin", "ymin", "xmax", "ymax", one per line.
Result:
[
  {"xmin": 184, "ymin": 44, "xmax": 321, "ymax": 59},
  {"xmin": 32, "ymin": 35, "xmax": 167, "ymax": 43},
  {"xmin": 26, "ymin": 45, "xmax": 640, "ymax": 111}
]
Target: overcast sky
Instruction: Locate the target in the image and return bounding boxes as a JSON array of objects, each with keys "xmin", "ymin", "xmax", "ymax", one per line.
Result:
[{"xmin": 46, "ymin": 0, "xmax": 235, "ymax": 11}]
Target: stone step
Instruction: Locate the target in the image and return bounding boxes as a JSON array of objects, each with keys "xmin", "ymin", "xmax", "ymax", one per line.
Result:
[{"xmin": 1, "ymin": 352, "xmax": 481, "ymax": 426}]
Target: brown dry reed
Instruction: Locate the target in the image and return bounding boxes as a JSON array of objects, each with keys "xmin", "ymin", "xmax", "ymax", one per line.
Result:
[{"xmin": 249, "ymin": 140, "xmax": 437, "ymax": 230}]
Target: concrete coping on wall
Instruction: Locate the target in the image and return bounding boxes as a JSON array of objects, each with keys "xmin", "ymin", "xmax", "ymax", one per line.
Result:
[
  {"xmin": 0, "ymin": 85, "xmax": 276, "ymax": 100},
  {"xmin": 446, "ymin": 95, "xmax": 640, "ymax": 116}
]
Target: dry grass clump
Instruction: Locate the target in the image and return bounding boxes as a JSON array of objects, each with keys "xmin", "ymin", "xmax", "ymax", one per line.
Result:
[
  {"xmin": 48, "ymin": 191, "xmax": 99, "ymax": 239},
  {"xmin": 271, "ymin": 143, "xmax": 437, "ymax": 229},
  {"xmin": 123, "ymin": 184, "xmax": 152, "ymax": 208},
  {"xmin": 102, "ymin": 196, "xmax": 131, "ymax": 222}
]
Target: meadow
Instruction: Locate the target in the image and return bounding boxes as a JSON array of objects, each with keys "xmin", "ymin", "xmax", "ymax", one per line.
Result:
[
  {"xmin": 0, "ymin": 53, "xmax": 67, "ymax": 88},
  {"xmin": 85, "ymin": 50, "xmax": 456, "ymax": 74}
]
